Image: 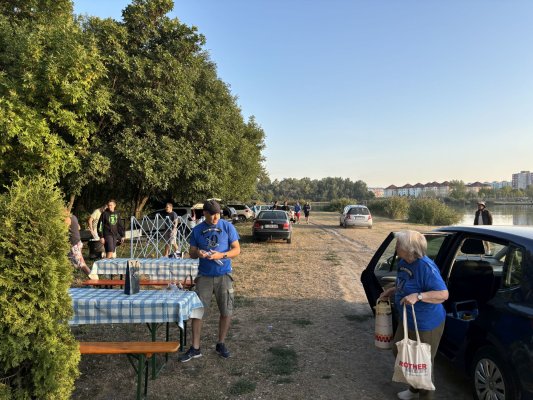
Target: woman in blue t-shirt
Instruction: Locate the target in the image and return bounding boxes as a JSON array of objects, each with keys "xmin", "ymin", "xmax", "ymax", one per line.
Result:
[{"xmin": 379, "ymin": 230, "xmax": 448, "ymax": 400}]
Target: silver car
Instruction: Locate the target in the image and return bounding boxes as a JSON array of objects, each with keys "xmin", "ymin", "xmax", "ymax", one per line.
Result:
[{"xmin": 340, "ymin": 205, "xmax": 373, "ymax": 228}]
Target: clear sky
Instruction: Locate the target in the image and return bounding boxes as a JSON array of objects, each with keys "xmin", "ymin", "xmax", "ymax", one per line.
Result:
[{"xmin": 73, "ymin": 0, "xmax": 533, "ymax": 187}]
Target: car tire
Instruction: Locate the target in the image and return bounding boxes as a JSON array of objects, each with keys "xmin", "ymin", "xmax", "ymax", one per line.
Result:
[
  {"xmin": 238, "ymin": 215, "xmax": 246, "ymax": 222},
  {"xmin": 368, "ymin": 225, "xmax": 373, "ymax": 229},
  {"xmin": 470, "ymin": 346, "xmax": 519, "ymax": 400},
  {"xmin": 287, "ymin": 237, "xmax": 291, "ymax": 244}
]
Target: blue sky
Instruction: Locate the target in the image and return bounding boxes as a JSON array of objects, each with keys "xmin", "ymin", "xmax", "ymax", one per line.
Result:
[{"xmin": 73, "ymin": 0, "xmax": 533, "ymax": 187}]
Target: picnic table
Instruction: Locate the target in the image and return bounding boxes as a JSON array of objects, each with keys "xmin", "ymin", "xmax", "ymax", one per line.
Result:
[
  {"xmin": 69, "ymin": 287, "xmax": 204, "ymax": 382},
  {"xmin": 89, "ymin": 257, "xmax": 199, "ymax": 282},
  {"xmin": 69, "ymin": 287, "xmax": 203, "ymax": 329}
]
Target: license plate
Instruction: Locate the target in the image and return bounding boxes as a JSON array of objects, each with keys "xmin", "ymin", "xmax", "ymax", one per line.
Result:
[
  {"xmin": 356, "ymin": 216, "xmax": 365, "ymax": 220},
  {"xmin": 264, "ymin": 224, "xmax": 277, "ymax": 229}
]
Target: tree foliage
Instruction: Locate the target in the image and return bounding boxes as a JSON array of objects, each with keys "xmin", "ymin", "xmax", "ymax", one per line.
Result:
[
  {"xmin": 80, "ymin": 0, "xmax": 265, "ymax": 216},
  {"xmin": 0, "ymin": 0, "xmax": 109, "ymax": 192},
  {"xmin": 0, "ymin": 176, "xmax": 79, "ymax": 399}
]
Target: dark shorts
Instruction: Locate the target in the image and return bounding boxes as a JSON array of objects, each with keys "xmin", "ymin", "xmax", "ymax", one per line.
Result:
[
  {"xmin": 104, "ymin": 235, "xmax": 117, "ymax": 253},
  {"xmin": 194, "ymin": 274, "xmax": 234, "ymax": 318}
]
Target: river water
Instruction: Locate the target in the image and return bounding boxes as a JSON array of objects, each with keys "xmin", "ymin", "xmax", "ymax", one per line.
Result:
[{"xmin": 454, "ymin": 204, "xmax": 533, "ymax": 226}]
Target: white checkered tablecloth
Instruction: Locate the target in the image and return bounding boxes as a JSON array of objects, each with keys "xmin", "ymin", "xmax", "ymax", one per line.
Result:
[
  {"xmin": 69, "ymin": 288, "xmax": 204, "ymax": 328},
  {"xmin": 90, "ymin": 258, "xmax": 199, "ymax": 281}
]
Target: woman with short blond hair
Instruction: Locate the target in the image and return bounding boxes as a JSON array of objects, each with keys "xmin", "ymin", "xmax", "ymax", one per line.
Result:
[{"xmin": 379, "ymin": 230, "xmax": 449, "ymax": 400}]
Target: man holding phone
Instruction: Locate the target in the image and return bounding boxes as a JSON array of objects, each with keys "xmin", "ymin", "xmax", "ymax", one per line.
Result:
[{"xmin": 179, "ymin": 199, "xmax": 240, "ymax": 362}]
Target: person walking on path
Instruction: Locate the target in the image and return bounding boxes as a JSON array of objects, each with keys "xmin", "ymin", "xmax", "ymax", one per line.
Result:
[
  {"xmin": 294, "ymin": 201, "xmax": 302, "ymax": 224},
  {"xmin": 303, "ymin": 202, "xmax": 311, "ymax": 224},
  {"xmin": 474, "ymin": 201, "xmax": 493, "ymax": 225},
  {"xmin": 65, "ymin": 211, "xmax": 91, "ymax": 275},
  {"xmin": 97, "ymin": 199, "xmax": 125, "ymax": 259},
  {"xmin": 179, "ymin": 199, "xmax": 240, "ymax": 362}
]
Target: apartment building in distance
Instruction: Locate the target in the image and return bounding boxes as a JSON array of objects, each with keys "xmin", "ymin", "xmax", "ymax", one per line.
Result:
[
  {"xmin": 374, "ymin": 181, "xmax": 493, "ymax": 198},
  {"xmin": 512, "ymin": 171, "xmax": 533, "ymax": 190}
]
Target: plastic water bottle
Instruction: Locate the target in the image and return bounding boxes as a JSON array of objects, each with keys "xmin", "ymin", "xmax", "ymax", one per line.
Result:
[{"xmin": 208, "ymin": 250, "xmax": 224, "ymax": 266}]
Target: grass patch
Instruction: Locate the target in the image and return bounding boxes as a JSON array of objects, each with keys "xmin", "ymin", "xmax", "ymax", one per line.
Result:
[
  {"xmin": 266, "ymin": 346, "xmax": 298, "ymax": 375},
  {"xmin": 275, "ymin": 377, "xmax": 294, "ymax": 384},
  {"xmin": 325, "ymin": 251, "xmax": 341, "ymax": 265},
  {"xmin": 292, "ymin": 318, "xmax": 313, "ymax": 327},
  {"xmin": 228, "ymin": 379, "xmax": 256, "ymax": 396},
  {"xmin": 234, "ymin": 296, "xmax": 254, "ymax": 307},
  {"xmin": 344, "ymin": 314, "xmax": 373, "ymax": 322}
]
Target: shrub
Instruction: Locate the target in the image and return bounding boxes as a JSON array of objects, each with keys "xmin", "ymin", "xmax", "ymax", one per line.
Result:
[
  {"xmin": 368, "ymin": 197, "xmax": 409, "ymax": 220},
  {"xmin": 0, "ymin": 177, "xmax": 79, "ymax": 399},
  {"xmin": 408, "ymin": 198, "xmax": 461, "ymax": 225},
  {"xmin": 328, "ymin": 198, "xmax": 357, "ymax": 213}
]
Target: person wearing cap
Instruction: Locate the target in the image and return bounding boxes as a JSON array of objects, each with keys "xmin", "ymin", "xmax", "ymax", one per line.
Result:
[
  {"xmin": 179, "ymin": 199, "xmax": 240, "ymax": 362},
  {"xmin": 474, "ymin": 201, "xmax": 493, "ymax": 225}
]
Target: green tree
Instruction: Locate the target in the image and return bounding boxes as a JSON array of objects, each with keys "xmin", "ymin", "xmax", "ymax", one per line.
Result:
[
  {"xmin": 83, "ymin": 0, "xmax": 264, "ymax": 215},
  {"xmin": 0, "ymin": 176, "xmax": 79, "ymax": 399},
  {"xmin": 448, "ymin": 180, "xmax": 467, "ymax": 200},
  {"xmin": 0, "ymin": 0, "xmax": 109, "ymax": 195}
]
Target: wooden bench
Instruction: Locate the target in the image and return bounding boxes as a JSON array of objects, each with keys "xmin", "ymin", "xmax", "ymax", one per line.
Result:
[
  {"xmin": 79, "ymin": 341, "xmax": 179, "ymax": 400},
  {"xmin": 80, "ymin": 279, "xmax": 194, "ymax": 289}
]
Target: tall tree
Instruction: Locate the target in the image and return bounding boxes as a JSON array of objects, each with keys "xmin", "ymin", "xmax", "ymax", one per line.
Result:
[
  {"xmin": 83, "ymin": 0, "xmax": 264, "ymax": 215},
  {"xmin": 0, "ymin": 0, "xmax": 109, "ymax": 194}
]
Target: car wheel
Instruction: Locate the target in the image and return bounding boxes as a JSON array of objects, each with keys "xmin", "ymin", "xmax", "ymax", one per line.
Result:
[
  {"xmin": 471, "ymin": 346, "xmax": 519, "ymax": 400},
  {"xmin": 368, "ymin": 225, "xmax": 373, "ymax": 229},
  {"xmin": 287, "ymin": 237, "xmax": 291, "ymax": 244},
  {"xmin": 238, "ymin": 215, "xmax": 246, "ymax": 222}
]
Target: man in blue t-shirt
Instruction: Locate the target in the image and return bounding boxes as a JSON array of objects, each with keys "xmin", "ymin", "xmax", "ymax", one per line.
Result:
[{"xmin": 179, "ymin": 200, "xmax": 240, "ymax": 362}]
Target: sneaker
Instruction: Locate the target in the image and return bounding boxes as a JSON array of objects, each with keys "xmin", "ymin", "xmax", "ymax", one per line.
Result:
[
  {"xmin": 178, "ymin": 346, "xmax": 202, "ymax": 363},
  {"xmin": 215, "ymin": 342, "xmax": 230, "ymax": 359},
  {"xmin": 397, "ymin": 388, "xmax": 418, "ymax": 400}
]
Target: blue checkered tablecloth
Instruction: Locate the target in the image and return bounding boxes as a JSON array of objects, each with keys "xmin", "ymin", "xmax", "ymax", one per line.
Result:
[
  {"xmin": 90, "ymin": 258, "xmax": 199, "ymax": 281},
  {"xmin": 69, "ymin": 288, "xmax": 203, "ymax": 328}
]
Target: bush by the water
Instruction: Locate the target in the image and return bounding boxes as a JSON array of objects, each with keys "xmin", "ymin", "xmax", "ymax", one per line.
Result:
[
  {"xmin": 408, "ymin": 198, "xmax": 461, "ymax": 225},
  {"xmin": 0, "ymin": 177, "xmax": 79, "ymax": 399},
  {"xmin": 328, "ymin": 198, "xmax": 358, "ymax": 213},
  {"xmin": 368, "ymin": 197, "xmax": 409, "ymax": 220}
]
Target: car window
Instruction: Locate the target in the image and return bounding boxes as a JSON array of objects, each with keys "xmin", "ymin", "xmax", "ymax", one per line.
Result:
[
  {"xmin": 348, "ymin": 207, "xmax": 369, "ymax": 215},
  {"xmin": 258, "ymin": 211, "xmax": 287, "ymax": 220},
  {"xmin": 503, "ymin": 247, "xmax": 524, "ymax": 288}
]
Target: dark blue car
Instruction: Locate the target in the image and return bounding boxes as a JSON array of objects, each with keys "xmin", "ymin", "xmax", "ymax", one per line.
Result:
[{"xmin": 361, "ymin": 226, "xmax": 533, "ymax": 400}]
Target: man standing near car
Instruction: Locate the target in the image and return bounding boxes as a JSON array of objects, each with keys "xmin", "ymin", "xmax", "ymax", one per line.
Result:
[{"xmin": 179, "ymin": 199, "xmax": 240, "ymax": 362}]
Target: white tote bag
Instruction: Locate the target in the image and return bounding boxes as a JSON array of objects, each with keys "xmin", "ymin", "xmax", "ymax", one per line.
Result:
[{"xmin": 392, "ymin": 304, "xmax": 435, "ymax": 391}]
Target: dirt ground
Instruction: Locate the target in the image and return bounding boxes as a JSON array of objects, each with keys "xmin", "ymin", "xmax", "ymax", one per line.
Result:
[{"xmin": 71, "ymin": 211, "xmax": 473, "ymax": 400}]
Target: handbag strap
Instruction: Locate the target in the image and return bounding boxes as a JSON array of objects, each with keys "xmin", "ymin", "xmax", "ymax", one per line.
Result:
[{"xmin": 402, "ymin": 304, "xmax": 421, "ymax": 344}]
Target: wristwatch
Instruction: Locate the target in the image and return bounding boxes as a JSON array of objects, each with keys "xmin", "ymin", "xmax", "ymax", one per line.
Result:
[
  {"xmin": 417, "ymin": 293, "xmax": 423, "ymax": 301},
  {"xmin": 223, "ymin": 253, "xmax": 228, "ymax": 259}
]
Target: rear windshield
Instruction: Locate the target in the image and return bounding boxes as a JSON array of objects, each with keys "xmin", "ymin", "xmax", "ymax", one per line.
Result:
[
  {"xmin": 348, "ymin": 207, "xmax": 369, "ymax": 215},
  {"xmin": 258, "ymin": 211, "xmax": 287, "ymax": 220}
]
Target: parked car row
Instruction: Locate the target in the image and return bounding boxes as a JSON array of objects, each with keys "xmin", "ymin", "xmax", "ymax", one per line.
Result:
[{"xmin": 361, "ymin": 225, "xmax": 533, "ymax": 400}]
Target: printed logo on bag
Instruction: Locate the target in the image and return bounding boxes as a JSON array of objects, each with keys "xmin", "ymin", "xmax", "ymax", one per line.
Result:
[{"xmin": 398, "ymin": 361, "xmax": 428, "ymax": 375}]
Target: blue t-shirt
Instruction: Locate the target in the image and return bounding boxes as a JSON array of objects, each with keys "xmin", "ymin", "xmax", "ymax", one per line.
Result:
[
  {"xmin": 394, "ymin": 256, "xmax": 447, "ymax": 331},
  {"xmin": 189, "ymin": 219, "xmax": 240, "ymax": 277}
]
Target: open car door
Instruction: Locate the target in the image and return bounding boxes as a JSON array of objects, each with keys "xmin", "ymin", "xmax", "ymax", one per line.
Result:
[{"xmin": 360, "ymin": 231, "xmax": 452, "ymax": 315}]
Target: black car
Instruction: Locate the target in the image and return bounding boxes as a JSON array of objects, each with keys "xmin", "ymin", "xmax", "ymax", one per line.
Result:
[
  {"xmin": 252, "ymin": 210, "xmax": 292, "ymax": 243},
  {"xmin": 361, "ymin": 226, "xmax": 533, "ymax": 400}
]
